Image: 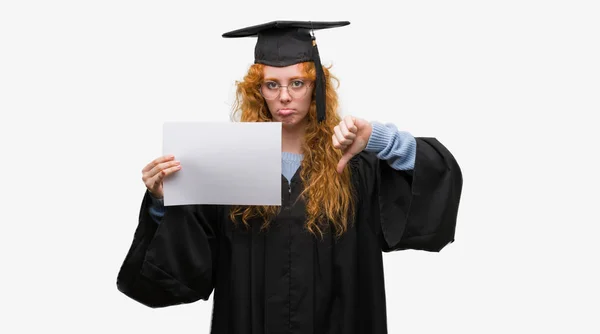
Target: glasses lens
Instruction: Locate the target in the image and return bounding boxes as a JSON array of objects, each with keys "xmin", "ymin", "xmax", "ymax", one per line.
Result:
[
  {"xmin": 288, "ymin": 80, "xmax": 310, "ymax": 99},
  {"xmin": 260, "ymin": 82, "xmax": 280, "ymax": 100}
]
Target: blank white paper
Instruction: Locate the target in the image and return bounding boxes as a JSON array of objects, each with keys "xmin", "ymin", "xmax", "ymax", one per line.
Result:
[{"xmin": 162, "ymin": 121, "xmax": 281, "ymax": 206}]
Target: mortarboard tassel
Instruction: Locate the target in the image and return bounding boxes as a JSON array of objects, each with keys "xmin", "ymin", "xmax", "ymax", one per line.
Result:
[{"xmin": 311, "ymin": 35, "xmax": 326, "ymax": 123}]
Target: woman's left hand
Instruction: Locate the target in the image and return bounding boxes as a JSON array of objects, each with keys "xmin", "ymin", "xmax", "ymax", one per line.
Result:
[{"xmin": 332, "ymin": 115, "xmax": 373, "ymax": 174}]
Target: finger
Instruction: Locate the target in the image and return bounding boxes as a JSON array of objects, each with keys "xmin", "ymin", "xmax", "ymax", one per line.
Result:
[
  {"xmin": 142, "ymin": 154, "xmax": 175, "ymax": 173},
  {"xmin": 332, "ymin": 133, "xmax": 348, "ymax": 150},
  {"xmin": 332, "ymin": 133, "xmax": 341, "ymax": 149},
  {"xmin": 142, "ymin": 160, "xmax": 180, "ymax": 187},
  {"xmin": 339, "ymin": 120, "xmax": 357, "ymax": 141},
  {"xmin": 337, "ymin": 153, "xmax": 352, "ymax": 174},
  {"xmin": 149, "ymin": 164, "xmax": 182, "ymax": 188},
  {"xmin": 160, "ymin": 164, "xmax": 182, "ymax": 178},
  {"xmin": 334, "ymin": 125, "xmax": 353, "ymax": 146},
  {"xmin": 344, "ymin": 116, "xmax": 357, "ymax": 133},
  {"xmin": 147, "ymin": 160, "xmax": 181, "ymax": 179}
]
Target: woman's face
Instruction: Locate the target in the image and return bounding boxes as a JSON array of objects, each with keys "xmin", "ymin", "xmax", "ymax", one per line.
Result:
[{"xmin": 262, "ymin": 64, "xmax": 314, "ymax": 129}]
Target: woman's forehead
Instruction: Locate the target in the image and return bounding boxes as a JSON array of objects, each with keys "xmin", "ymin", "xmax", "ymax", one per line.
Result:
[{"xmin": 263, "ymin": 63, "xmax": 304, "ymax": 79}]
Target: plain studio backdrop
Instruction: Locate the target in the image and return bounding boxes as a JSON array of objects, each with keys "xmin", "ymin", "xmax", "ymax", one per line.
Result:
[{"xmin": 1, "ymin": 0, "xmax": 598, "ymax": 333}]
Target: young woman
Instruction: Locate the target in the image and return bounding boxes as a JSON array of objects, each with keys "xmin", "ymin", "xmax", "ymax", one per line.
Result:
[{"xmin": 116, "ymin": 21, "xmax": 463, "ymax": 334}]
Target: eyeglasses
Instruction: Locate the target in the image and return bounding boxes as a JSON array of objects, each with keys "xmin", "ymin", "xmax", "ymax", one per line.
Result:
[{"xmin": 259, "ymin": 79, "xmax": 313, "ymax": 100}]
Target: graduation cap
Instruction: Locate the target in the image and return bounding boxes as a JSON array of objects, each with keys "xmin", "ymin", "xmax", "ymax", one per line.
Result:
[{"xmin": 222, "ymin": 20, "xmax": 350, "ymax": 123}]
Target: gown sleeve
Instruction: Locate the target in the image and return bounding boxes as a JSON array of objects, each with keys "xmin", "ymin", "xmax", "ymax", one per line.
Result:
[
  {"xmin": 116, "ymin": 190, "xmax": 220, "ymax": 307},
  {"xmin": 356, "ymin": 137, "xmax": 463, "ymax": 252}
]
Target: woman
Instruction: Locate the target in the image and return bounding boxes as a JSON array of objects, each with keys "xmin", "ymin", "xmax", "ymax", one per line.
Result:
[{"xmin": 116, "ymin": 21, "xmax": 463, "ymax": 334}]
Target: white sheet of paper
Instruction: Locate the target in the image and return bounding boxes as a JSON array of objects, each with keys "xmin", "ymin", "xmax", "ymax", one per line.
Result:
[{"xmin": 162, "ymin": 121, "xmax": 281, "ymax": 206}]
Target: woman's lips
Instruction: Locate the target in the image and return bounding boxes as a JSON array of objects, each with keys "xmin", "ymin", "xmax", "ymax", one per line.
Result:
[{"xmin": 278, "ymin": 109, "xmax": 295, "ymax": 116}]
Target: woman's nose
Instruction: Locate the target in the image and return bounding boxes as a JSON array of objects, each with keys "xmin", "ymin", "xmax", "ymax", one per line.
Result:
[{"xmin": 279, "ymin": 87, "xmax": 292, "ymax": 102}]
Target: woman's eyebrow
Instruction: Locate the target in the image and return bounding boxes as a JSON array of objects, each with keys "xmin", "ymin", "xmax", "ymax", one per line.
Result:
[{"xmin": 263, "ymin": 76, "xmax": 305, "ymax": 82}]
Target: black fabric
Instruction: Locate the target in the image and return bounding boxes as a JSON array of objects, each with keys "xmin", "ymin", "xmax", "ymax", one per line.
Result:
[
  {"xmin": 311, "ymin": 34, "xmax": 326, "ymax": 123},
  {"xmin": 221, "ymin": 20, "xmax": 349, "ymax": 68},
  {"xmin": 222, "ymin": 20, "xmax": 350, "ymax": 123},
  {"xmin": 116, "ymin": 137, "xmax": 463, "ymax": 333},
  {"xmin": 221, "ymin": 20, "xmax": 350, "ymax": 37}
]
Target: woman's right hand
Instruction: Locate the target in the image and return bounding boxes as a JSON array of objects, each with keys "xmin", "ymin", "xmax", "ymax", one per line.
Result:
[{"xmin": 142, "ymin": 155, "xmax": 181, "ymax": 199}]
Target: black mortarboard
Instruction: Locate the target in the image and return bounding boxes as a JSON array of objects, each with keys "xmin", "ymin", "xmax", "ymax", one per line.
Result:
[{"xmin": 223, "ymin": 20, "xmax": 350, "ymax": 123}]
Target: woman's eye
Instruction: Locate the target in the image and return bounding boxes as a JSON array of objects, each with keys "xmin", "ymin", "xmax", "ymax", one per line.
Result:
[
  {"xmin": 291, "ymin": 80, "xmax": 304, "ymax": 88},
  {"xmin": 265, "ymin": 82, "xmax": 279, "ymax": 89}
]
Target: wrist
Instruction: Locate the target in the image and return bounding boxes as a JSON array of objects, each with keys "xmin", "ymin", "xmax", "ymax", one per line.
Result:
[{"xmin": 365, "ymin": 122, "xmax": 392, "ymax": 153}]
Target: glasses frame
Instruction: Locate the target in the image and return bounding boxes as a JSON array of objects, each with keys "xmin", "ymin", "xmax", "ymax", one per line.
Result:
[{"xmin": 258, "ymin": 79, "xmax": 314, "ymax": 100}]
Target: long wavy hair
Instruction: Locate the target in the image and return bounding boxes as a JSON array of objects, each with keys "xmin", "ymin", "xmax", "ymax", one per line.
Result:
[{"xmin": 229, "ymin": 62, "xmax": 356, "ymax": 238}]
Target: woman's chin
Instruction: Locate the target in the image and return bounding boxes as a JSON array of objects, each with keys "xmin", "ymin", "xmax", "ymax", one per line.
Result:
[
  {"xmin": 279, "ymin": 117, "xmax": 297, "ymax": 125},
  {"xmin": 274, "ymin": 115, "xmax": 307, "ymax": 128}
]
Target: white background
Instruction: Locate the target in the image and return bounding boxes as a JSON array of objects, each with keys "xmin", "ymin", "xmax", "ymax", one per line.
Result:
[{"xmin": 1, "ymin": 0, "xmax": 599, "ymax": 333}]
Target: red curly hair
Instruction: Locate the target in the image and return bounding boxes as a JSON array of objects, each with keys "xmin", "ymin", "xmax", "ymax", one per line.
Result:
[{"xmin": 229, "ymin": 62, "xmax": 355, "ymax": 238}]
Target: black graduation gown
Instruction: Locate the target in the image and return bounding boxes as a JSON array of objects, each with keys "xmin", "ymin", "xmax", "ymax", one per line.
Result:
[{"xmin": 116, "ymin": 137, "xmax": 462, "ymax": 334}]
